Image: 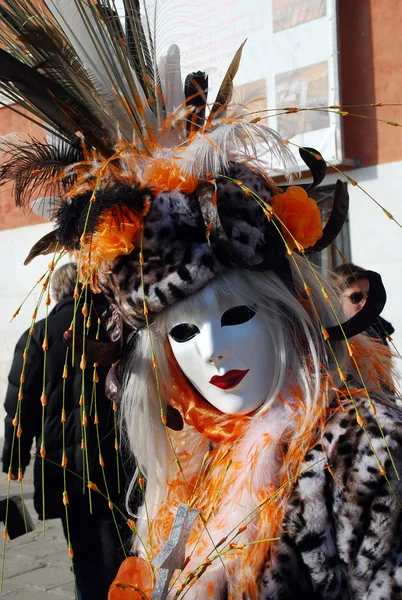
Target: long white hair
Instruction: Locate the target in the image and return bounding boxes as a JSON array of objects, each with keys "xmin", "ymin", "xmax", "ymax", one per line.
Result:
[{"xmin": 120, "ymin": 256, "xmax": 356, "ymax": 537}]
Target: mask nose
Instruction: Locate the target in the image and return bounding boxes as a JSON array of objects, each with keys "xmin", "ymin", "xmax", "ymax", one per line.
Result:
[
  {"xmin": 208, "ymin": 352, "xmax": 225, "ymax": 366},
  {"xmin": 196, "ymin": 322, "xmax": 231, "ymax": 366}
]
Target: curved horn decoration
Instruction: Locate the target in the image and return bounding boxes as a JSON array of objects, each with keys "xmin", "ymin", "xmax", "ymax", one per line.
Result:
[
  {"xmin": 306, "ymin": 180, "xmax": 349, "ymax": 253},
  {"xmin": 326, "ymin": 270, "xmax": 387, "ymax": 340},
  {"xmin": 299, "ymin": 147, "xmax": 327, "ymax": 191}
]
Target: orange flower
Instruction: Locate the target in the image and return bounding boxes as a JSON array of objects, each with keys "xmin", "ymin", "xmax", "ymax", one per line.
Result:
[
  {"xmin": 91, "ymin": 208, "xmax": 143, "ymax": 262},
  {"xmin": 143, "ymin": 158, "xmax": 198, "ymax": 194},
  {"xmin": 271, "ymin": 186, "xmax": 323, "ymax": 250}
]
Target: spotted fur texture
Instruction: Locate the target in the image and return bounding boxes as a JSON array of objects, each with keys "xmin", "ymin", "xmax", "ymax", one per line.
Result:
[
  {"xmin": 101, "ymin": 190, "xmax": 218, "ymax": 328},
  {"xmin": 100, "ymin": 164, "xmax": 280, "ymax": 329},
  {"xmin": 214, "ymin": 164, "xmax": 282, "ymax": 266},
  {"xmin": 260, "ymin": 397, "xmax": 402, "ymax": 600}
]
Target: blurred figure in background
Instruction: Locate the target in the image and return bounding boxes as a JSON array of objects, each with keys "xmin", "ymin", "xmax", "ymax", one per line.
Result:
[
  {"xmin": 334, "ymin": 262, "xmax": 395, "ymax": 345},
  {"xmin": 2, "ymin": 263, "xmax": 128, "ymax": 600}
]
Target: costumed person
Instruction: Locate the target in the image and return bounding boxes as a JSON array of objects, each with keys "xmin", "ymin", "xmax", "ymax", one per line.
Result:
[
  {"xmin": 0, "ymin": 2, "xmax": 401, "ymax": 599},
  {"xmin": 2, "ymin": 263, "xmax": 128, "ymax": 600},
  {"xmin": 334, "ymin": 262, "xmax": 395, "ymax": 346}
]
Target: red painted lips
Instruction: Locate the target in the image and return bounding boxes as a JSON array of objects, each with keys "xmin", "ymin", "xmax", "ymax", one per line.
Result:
[{"xmin": 209, "ymin": 369, "xmax": 249, "ymax": 390}]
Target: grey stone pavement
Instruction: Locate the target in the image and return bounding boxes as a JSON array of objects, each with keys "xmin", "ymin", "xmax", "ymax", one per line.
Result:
[{"xmin": 0, "ymin": 443, "xmax": 76, "ymax": 599}]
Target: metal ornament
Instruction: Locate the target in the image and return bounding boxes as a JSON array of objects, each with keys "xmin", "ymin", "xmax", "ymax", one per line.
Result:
[{"xmin": 151, "ymin": 503, "xmax": 199, "ymax": 599}]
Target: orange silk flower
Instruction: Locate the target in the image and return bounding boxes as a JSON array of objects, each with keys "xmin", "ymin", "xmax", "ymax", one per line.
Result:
[
  {"xmin": 143, "ymin": 158, "xmax": 198, "ymax": 194},
  {"xmin": 271, "ymin": 186, "xmax": 323, "ymax": 250},
  {"xmin": 91, "ymin": 208, "xmax": 143, "ymax": 262},
  {"xmin": 108, "ymin": 556, "xmax": 153, "ymax": 600}
]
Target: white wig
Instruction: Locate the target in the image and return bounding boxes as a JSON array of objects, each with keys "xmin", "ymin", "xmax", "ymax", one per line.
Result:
[{"xmin": 120, "ymin": 255, "xmax": 354, "ymax": 542}]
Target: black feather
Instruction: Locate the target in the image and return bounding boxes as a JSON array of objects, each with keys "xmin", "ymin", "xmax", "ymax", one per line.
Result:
[
  {"xmin": 0, "ymin": 7, "xmax": 122, "ymax": 147},
  {"xmin": 0, "ymin": 5, "xmax": 25, "ymax": 37},
  {"xmin": 0, "ymin": 137, "xmax": 84, "ymax": 208},
  {"xmin": 0, "ymin": 0, "xmax": 165, "ymax": 153},
  {"xmin": 17, "ymin": 25, "xmax": 93, "ymax": 96},
  {"xmin": 56, "ymin": 184, "xmax": 148, "ymax": 250},
  {"xmin": 56, "ymin": 192, "xmax": 92, "ymax": 250},
  {"xmin": 24, "ymin": 229, "xmax": 59, "ymax": 265},
  {"xmin": 81, "ymin": 185, "xmax": 147, "ymax": 236},
  {"xmin": 123, "ymin": 0, "xmax": 156, "ymax": 102},
  {"xmin": 0, "ymin": 49, "xmax": 114, "ymax": 157},
  {"xmin": 184, "ymin": 71, "xmax": 208, "ymax": 134}
]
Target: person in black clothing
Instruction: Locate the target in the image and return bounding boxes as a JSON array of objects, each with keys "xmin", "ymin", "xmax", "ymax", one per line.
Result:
[
  {"xmin": 334, "ymin": 262, "xmax": 395, "ymax": 345},
  {"xmin": 2, "ymin": 263, "xmax": 128, "ymax": 600}
]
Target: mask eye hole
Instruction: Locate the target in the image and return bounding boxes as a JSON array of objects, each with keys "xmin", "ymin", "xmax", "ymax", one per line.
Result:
[
  {"xmin": 169, "ymin": 323, "xmax": 200, "ymax": 343},
  {"xmin": 221, "ymin": 305, "xmax": 256, "ymax": 327}
]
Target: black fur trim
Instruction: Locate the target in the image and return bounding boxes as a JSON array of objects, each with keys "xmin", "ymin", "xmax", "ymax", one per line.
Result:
[
  {"xmin": 55, "ymin": 184, "xmax": 149, "ymax": 250},
  {"xmin": 56, "ymin": 191, "xmax": 92, "ymax": 249}
]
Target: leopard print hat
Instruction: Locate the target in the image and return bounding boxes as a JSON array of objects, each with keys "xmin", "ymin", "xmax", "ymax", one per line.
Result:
[
  {"xmin": 52, "ymin": 155, "xmax": 350, "ymax": 332},
  {"xmin": 25, "ymin": 145, "xmax": 385, "ymax": 346},
  {"xmin": 55, "ymin": 163, "xmax": 285, "ymax": 329}
]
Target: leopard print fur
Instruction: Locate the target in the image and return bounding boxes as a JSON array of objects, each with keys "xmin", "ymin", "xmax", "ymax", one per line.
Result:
[
  {"xmin": 259, "ymin": 396, "xmax": 402, "ymax": 600},
  {"xmin": 100, "ymin": 164, "xmax": 278, "ymax": 329}
]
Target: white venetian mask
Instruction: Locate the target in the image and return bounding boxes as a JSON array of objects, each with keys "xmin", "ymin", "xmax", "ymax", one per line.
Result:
[{"xmin": 167, "ymin": 285, "xmax": 277, "ymax": 415}]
